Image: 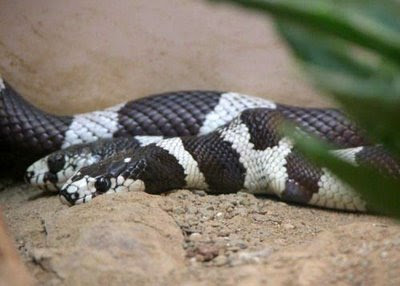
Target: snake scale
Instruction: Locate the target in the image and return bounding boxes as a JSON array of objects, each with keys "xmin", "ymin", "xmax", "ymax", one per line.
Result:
[{"xmin": 1, "ymin": 76, "xmax": 399, "ymax": 210}]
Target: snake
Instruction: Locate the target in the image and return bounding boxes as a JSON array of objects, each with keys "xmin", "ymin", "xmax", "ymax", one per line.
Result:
[{"xmin": 1, "ymin": 76, "xmax": 399, "ymax": 210}]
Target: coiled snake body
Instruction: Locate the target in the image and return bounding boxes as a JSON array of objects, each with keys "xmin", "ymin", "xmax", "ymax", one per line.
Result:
[{"xmin": 1, "ymin": 77, "xmax": 398, "ymax": 210}]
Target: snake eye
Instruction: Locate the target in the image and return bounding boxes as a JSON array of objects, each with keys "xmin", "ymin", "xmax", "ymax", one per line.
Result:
[
  {"xmin": 48, "ymin": 153, "xmax": 66, "ymax": 173},
  {"xmin": 94, "ymin": 176, "xmax": 111, "ymax": 193}
]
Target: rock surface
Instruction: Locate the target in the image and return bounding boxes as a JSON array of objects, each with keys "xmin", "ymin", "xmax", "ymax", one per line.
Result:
[
  {"xmin": 1, "ymin": 2, "xmax": 397, "ymax": 285},
  {"xmin": 1, "ymin": 182, "xmax": 400, "ymax": 285},
  {"xmin": 0, "ymin": 0, "xmax": 323, "ymax": 115}
]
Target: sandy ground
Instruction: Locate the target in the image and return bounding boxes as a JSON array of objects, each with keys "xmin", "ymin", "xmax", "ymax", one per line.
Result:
[
  {"xmin": 1, "ymin": 179, "xmax": 399, "ymax": 285},
  {"xmin": 3, "ymin": 2, "xmax": 399, "ymax": 285}
]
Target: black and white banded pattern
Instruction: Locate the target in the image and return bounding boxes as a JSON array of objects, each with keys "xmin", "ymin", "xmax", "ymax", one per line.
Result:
[
  {"xmin": 58, "ymin": 109, "xmax": 399, "ymax": 211},
  {"xmin": 1, "ymin": 77, "xmax": 398, "ymax": 211}
]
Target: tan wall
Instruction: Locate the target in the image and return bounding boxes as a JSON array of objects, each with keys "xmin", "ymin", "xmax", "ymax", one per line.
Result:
[{"xmin": 0, "ymin": 0, "xmax": 326, "ymax": 115}]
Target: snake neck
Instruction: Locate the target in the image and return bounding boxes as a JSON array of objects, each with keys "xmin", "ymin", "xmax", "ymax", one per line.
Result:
[{"xmin": 0, "ymin": 78, "xmax": 73, "ymax": 155}]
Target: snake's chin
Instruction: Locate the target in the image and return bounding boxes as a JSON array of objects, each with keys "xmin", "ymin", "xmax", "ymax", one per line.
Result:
[
  {"xmin": 59, "ymin": 176, "xmax": 97, "ymax": 205},
  {"xmin": 59, "ymin": 175, "xmax": 147, "ymax": 205},
  {"xmin": 59, "ymin": 194, "xmax": 72, "ymax": 206},
  {"xmin": 59, "ymin": 193, "xmax": 94, "ymax": 206}
]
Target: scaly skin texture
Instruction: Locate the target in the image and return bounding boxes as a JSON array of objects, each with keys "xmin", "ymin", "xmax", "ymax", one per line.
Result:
[
  {"xmin": 1, "ymin": 77, "xmax": 365, "ymax": 159},
  {"xmin": 58, "ymin": 109, "xmax": 400, "ymax": 211},
  {"xmin": 25, "ymin": 137, "xmax": 145, "ymax": 191},
  {"xmin": 4, "ymin": 77, "xmax": 397, "ymax": 212}
]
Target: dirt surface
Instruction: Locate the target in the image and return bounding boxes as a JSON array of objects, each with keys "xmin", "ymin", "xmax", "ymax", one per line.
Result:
[
  {"xmin": 2, "ymin": 2, "xmax": 398, "ymax": 285},
  {"xmin": 1, "ymin": 179, "xmax": 399, "ymax": 285},
  {"xmin": 0, "ymin": 0, "xmax": 324, "ymax": 115}
]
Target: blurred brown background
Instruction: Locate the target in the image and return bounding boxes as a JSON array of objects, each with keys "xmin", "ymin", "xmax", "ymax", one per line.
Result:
[{"xmin": 0, "ymin": 0, "xmax": 326, "ymax": 115}]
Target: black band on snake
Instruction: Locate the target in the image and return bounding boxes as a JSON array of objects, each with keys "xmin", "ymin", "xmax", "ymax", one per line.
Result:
[{"xmin": 1, "ymin": 76, "xmax": 398, "ymax": 210}]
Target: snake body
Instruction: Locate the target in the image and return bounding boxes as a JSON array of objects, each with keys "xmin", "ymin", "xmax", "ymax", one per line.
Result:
[{"xmin": 1, "ymin": 77, "xmax": 398, "ymax": 210}]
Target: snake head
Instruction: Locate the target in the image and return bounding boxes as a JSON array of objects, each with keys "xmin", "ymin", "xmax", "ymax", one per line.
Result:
[
  {"xmin": 25, "ymin": 152, "xmax": 68, "ymax": 192},
  {"xmin": 25, "ymin": 147, "xmax": 101, "ymax": 192},
  {"xmin": 59, "ymin": 155, "xmax": 147, "ymax": 206}
]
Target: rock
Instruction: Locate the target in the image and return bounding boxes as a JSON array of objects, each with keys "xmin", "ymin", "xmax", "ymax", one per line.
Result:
[
  {"xmin": 213, "ymin": 255, "xmax": 228, "ymax": 266},
  {"xmin": 3, "ymin": 186, "xmax": 400, "ymax": 285},
  {"xmin": 192, "ymin": 190, "xmax": 207, "ymax": 197},
  {"xmin": 215, "ymin": 212, "xmax": 224, "ymax": 219},
  {"xmin": 380, "ymin": 251, "xmax": 388, "ymax": 258},
  {"xmin": 189, "ymin": 233, "xmax": 203, "ymax": 241},
  {"xmin": 283, "ymin": 223, "xmax": 296, "ymax": 230},
  {"xmin": 172, "ymin": 206, "xmax": 186, "ymax": 215},
  {"xmin": 196, "ymin": 245, "xmax": 219, "ymax": 262},
  {"xmin": 187, "ymin": 244, "xmax": 220, "ymax": 262},
  {"xmin": 34, "ymin": 192, "xmax": 185, "ymax": 285},
  {"xmin": 229, "ymin": 247, "xmax": 274, "ymax": 266},
  {"xmin": 227, "ymin": 239, "xmax": 248, "ymax": 251}
]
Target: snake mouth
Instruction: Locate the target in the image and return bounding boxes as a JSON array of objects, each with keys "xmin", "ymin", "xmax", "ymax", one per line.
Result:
[
  {"xmin": 24, "ymin": 170, "xmax": 61, "ymax": 192},
  {"xmin": 59, "ymin": 176, "xmax": 97, "ymax": 205},
  {"xmin": 59, "ymin": 192, "xmax": 95, "ymax": 206},
  {"xmin": 59, "ymin": 175, "xmax": 146, "ymax": 205},
  {"xmin": 59, "ymin": 193, "xmax": 73, "ymax": 206},
  {"xmin": 59, "ymin": 180, "xmax": 112, "ymax": 206},
  {"xmin": 25, "ymin": 158, "xmax": 63, "ymax": 192}
]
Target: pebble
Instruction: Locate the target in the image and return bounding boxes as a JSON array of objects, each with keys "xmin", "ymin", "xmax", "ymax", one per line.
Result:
[
  {"xmin": 283, "ymin": 223, "xmax": 296, "ymax": 230},
  {"xmin": 372, "ymin": 223, "xmax": 387, "ymax": 228},
  {"xmin": 196, "ymin": 245, "xmax": 219, "ymax": 262},
  {"xmin": 277, "ymin": 202, "xmax": 289, "ymax": 207},
  {"xmin": 252, "ymin": 213, "xmax": 267, "ymax": 222},
  {"xmin": 186, "ymin": 206, "xmax": 198, "ymax": 214},
  {"xmin": 235, "ymin": 208, "xmax": 248, "ymax": 216},
  {"xmin": 218, "ymin": 230, "xmax": 230, "ymax": 237},
  {"xmin": 189, "ymin": 233, "xmax": 203, "ymax": 241},
  {"xmin": 213, "ymin": 255, "xmax": 228, "ymax": 266},
  {"xmin": 173, "ymin": 206, "xmax": 185, "ymax": 215},
  {"xmin": 380, "ymin": 251, "xmax": 388, "ymax": 259},
  {"xmin": 162, "ymin": 189, "xmax": 399, "ymax": 275},
  {"xmin": 192, "ymin": 190, "xmax": 207, "ymax": 196},
  {"xmin": 227, "ymin": 239, "xmax": 248, "ymax": 251},
  {"xmin": 230, "ymin": 247, "xmax": 274, "ymax": 266}
]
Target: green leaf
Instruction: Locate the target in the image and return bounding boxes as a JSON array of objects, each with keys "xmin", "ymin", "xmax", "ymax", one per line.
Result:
[
  {"xmin": 287, "ymin": 125, "xmax": 400, "ymax": 217},
  {"xmin": 275, "ymin": 22, "xmax": 381, "ymax": 79},
  {"xmin": 276, "ymin": 21, "xmax": 400, "ymax": 158},
  {"xmin": 212, "ymin": 0, "xmax": 400, "ymax": 64},
  {"xmin": 304, "ymin": 67, "xmax": 400, "ymax": 151},
  {"xmin": 213, "ymin": 0, "xmax": 400, "ymax": 217}
]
